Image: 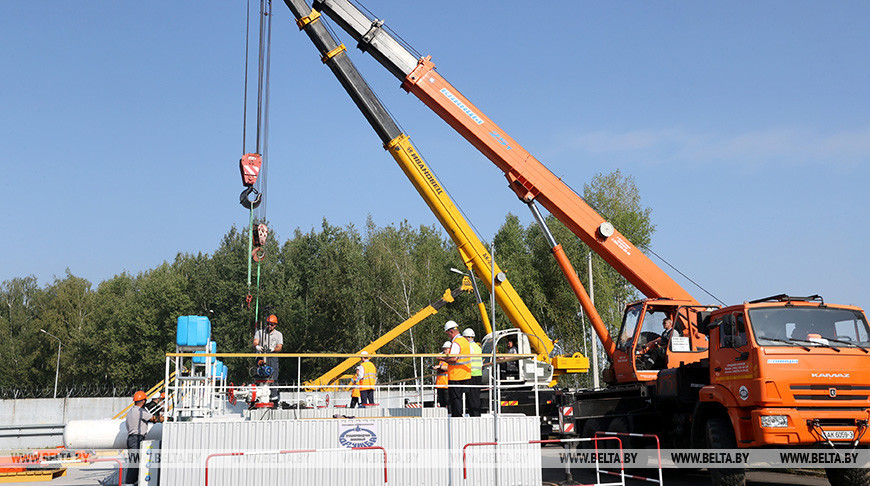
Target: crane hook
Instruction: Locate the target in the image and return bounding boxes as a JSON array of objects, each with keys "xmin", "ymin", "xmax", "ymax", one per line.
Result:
[{"xmin": 240, "ymin": 187, "xmax": 262, "ymax": 209}]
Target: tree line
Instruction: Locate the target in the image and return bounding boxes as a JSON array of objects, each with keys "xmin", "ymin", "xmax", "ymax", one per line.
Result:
[{"xmin": 0, "ymin": 170, "xmax": 653, "ymax": 393}]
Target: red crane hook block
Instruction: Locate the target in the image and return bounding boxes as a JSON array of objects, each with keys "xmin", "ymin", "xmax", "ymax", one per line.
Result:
[{"xmin": 239, "ymin": 153, "xmax": 262, "ymax": 187}]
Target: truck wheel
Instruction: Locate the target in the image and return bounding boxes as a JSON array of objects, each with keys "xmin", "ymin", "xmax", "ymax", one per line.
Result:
[
  {"xmin": 705, "ymin": 417, "xmax": 745, "ymax": 486},
  {"xmin": 608, "ymin": 417, "xmax": 630, "ymax": 448},
  {"xmin": 581, "ymin": 418, "xmax": 606, "ymax": 439},
  {"xmin": 825, "ymin": 467, "xmax": 870, "ymax": 486}
]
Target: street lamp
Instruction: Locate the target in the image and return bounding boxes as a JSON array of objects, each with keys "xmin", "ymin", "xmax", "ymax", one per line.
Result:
[
  {"xmin": 450, "ymin": 267, "xmax": 493, "ymax": 334},
  {"xmin": 40, "ymin": 329, "xmax": 62, "ymax": 399}
]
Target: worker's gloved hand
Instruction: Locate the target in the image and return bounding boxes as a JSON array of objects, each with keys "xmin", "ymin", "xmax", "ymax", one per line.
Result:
[
  {"xmin": 267, "ymin": 346, "xmax": 275, "ymax": 353},
  {"xmin": 255, "ymin": 345, "xmax": 264, "ymax": 352}
]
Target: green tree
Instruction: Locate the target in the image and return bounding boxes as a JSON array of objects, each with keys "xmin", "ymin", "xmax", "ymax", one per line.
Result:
[
  {"xmin": 362, "ymin": 218, "xmax": 462, "ymax": 381},
  {"xmin": 0, "ymin": 276, "xmax": 42, "ymax": 387},
  {"xmin": 34, "ymin": 272, "xmax": 98, "ymax": 387}
]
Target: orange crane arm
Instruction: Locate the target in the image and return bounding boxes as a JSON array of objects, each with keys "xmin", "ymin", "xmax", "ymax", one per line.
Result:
[{"xmin": 403, "ymin": 60, "xmax": 695, "ymax": 302}]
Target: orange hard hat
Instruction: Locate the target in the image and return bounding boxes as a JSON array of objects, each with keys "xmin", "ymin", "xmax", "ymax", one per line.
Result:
[
  {"xmin": 267, "ymin": 314, "xmax": 278, "ymax": 324},
  {"xmin": 133, "ymin": 391, "xmax": 147, "ymax": 402}
]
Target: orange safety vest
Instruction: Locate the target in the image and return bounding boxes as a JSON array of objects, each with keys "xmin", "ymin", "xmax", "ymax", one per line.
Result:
[
  {"xmin": 435, "ymin": 362, "xmax": 448, "ymax": 389},
  {"xmin": 359, "ymin": 361, "xmax": 377, "ymax": 391},
  {"xmin": 447, "ymin": 336, "xmax": 472, "ymax": 381},
  {"xmin": 350, "ymin": 376, "xmax": 360, "ymax": 398}
]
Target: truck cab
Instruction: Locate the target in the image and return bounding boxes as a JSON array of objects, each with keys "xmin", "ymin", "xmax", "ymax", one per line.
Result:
[{"xmin": 700, "ymin": 295, "xmax": 870, "ymax": 448}]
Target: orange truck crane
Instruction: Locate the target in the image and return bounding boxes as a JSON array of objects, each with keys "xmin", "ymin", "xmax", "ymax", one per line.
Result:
[{"xmin": 283, "ymin": 1, "xmax": 870, "ymax": 485}]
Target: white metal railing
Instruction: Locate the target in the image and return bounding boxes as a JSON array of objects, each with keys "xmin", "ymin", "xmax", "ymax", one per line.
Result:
[{"xmin": 164, "ymin": 352, "xmax": 539, "ymax": 420}]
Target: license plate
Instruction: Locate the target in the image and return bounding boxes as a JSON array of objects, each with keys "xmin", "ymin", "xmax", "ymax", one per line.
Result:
[{"xmin": 823, "ymin": 430, "xmax": 854, "ymax": 440}]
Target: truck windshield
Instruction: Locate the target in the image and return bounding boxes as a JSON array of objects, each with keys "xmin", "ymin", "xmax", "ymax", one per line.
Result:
[
  {"xmin": 748, "ymin": 307, "xmax": 870, "ymax": 348},
  {"xmin": 617, "ymin": 304, "xmax": 644, "ymax": 351}
]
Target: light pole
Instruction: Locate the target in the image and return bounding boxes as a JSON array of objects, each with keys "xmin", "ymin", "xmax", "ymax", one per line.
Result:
[
  {"xmin": 40, "ymin": 329, "xmax": 62, "ymax": 399},
  {"xmin": 449, "ymin": 267, "xmax": 492, "ymax": 334}
]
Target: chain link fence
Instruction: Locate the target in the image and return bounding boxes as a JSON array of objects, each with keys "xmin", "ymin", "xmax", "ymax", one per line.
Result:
[{"xmin": 0, "ymin": 384, "xmax": 151, "ymax": 399}]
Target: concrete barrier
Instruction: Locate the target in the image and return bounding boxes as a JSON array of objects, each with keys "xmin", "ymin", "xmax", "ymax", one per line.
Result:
[{"xmin": 0, "ymin": 397, "xmax": 129, "ymax": 450}]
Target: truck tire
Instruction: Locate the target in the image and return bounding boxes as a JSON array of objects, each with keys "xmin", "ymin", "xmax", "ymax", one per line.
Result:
[
  {"xmin": 608, "ymin": 417, "xmax": 629, "ymax": 433},
  {"xmin": 825, "ymin": 467, "xmax": 870, "ymax": 486},
  {"xmin": 705, "ymin": 417, "xmax": 745, "ymax": 486},
  {"xmin": 582, "ymin": 418, "xmax": 607, "ymax": 439}
]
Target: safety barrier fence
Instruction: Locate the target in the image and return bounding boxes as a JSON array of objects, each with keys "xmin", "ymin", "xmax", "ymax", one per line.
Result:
[
  {"xmin": 462, "ymin": 436, "xmax": 625, "ymax": 486},
  {"xmin": 594, "ymin": 431, "xmax": 662, "ymax": 485},
  {"xmin": 204, "ymin": 446, "xmax": 387, "ymax": 486},
  {"xmin": 0, "ymin": 423, "xmax": 65, "ymax": 439}
]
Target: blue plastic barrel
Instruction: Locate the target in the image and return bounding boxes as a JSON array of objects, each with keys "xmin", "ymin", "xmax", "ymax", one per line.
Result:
[
  {"xmin": 176, "ymin": 316, "xmax": 211, "ymax": 346},
  {"xmin": 193, "ymin": 341, "xmax": 217, "ymax": 364}
]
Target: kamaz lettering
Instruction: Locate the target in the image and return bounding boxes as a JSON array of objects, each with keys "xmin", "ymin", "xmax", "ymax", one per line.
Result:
[
  {"xmin": 812, "ymin": 373, "xmax": 850, "ymax": 378},
  {"xmin": 440, "ymin": 88, "xmax": 484, "ymax": 125}
]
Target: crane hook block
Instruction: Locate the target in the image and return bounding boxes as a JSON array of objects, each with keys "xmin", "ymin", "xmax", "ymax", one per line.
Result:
[
  {"xmin": 240, "ymin": 187, "xmax": 262, "ymax": 209},
  {"xmin": 239, "ymin": 153, "xmax": 263, "ymax": 187},
  {"xmin": 253, "ymin": 224, "xmax": 269, "ymax": 247}
]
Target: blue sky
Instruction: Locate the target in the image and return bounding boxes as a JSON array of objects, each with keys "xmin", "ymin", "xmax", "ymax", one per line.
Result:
[{"xmin": 2, "ymin": 1, "xmax": 868, "ymax": 311}]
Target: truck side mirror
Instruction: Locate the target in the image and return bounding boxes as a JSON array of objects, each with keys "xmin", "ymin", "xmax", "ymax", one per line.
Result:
[
  {"xmin": 720, "ymin": 315, "xmax": 736, "ymax": 348},
  {"xmin": 697, "ymin": 311, "xmax": 712, "ymax": 335}
]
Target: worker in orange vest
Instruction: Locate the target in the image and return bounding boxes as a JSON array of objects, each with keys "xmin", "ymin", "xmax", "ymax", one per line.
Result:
[
  {"xmin": 433, "ymin": 341, "xmax": 451, "ymax": 408},
  {"xmin": 438, "ymin": 321, "xmax": 472, "ymax": 417},
  {"xmin": 355, "ymin": 350, "xmax": 378, "ymax": 406},
  {"xmin": 348, "ymin": 375, "xmax": 361, "ymax": 408}
]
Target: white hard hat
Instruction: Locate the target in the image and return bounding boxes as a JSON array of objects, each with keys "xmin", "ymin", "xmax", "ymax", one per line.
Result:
[
  {"xmin": 360, "ymin": 350, "xmax": 369, "ymax": 356},
  {"xmin": 462, "ymin": 328, "xmax": 475, "ymax": 338},
  {"xmin": 442, "ymin": 341, "xmax": 452, "ymax": 349},
  {"xmin": 444, "ymin": 320, "xmax": 459, "ymax": 332}
]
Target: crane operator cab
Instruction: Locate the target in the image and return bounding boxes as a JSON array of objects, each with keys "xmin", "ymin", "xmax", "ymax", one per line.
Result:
[
  {"xmin": 480, "ymin": 329, "xmax": 553, "ymax": 387},
  {"xmin": 609, "ymin": 299, "xmax": 717, "ymax": 384},
  {"xmin": 634, "ymin": 311, "xmax": 676, "ymax": 371}
]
